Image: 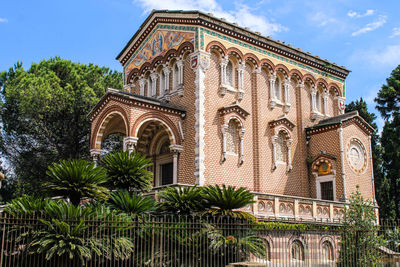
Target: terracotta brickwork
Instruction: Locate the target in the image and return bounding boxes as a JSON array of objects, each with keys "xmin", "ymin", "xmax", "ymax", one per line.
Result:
[{"xmin": 89, "ymin": 10, "xmax": 376, "ymax": 208}]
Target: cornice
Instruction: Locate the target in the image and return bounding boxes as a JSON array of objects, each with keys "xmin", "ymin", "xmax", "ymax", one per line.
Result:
[
  {"xmin": 117, "ymin": 10, "xmax": 350, "ymax": 80},
  {"xmin": 88, "ymin": 89, "xmax": 186, "ymax": 121},
  {"xmin": 269, "ymin": 116, "xmax": 296, "ymax": 130},
  {"xmin": 218, "ymin": 104, "xmax": 250, "ymax": 119}
]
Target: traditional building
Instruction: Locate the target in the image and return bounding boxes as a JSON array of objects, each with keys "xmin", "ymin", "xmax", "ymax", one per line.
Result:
[{"xmin": 89, "ymin": 10, "xmax": 376, "ymax": 222}]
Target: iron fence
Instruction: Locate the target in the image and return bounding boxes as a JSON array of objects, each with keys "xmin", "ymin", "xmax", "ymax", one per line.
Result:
[{"xmin": 0, "ymin": 213, "xmax": 399, "ymax": 266}]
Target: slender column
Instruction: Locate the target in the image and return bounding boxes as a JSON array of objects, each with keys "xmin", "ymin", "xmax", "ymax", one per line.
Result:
[
  {"xmin": 286, "ymin": 139, "xmax": 293, "ymax": 171},
  {"xmin": 221, "ymin": 125, "xmax": 228, "ymax": 161},
  {"xmin": 123, "ymin": 137, "xmax": 138, "ymax": 154},
  {"xmin": 176, "ymin": 59, "xmax": 184, "ymax": 86},
  {"xmin": 368, "ymin": 136, "xmax": 377, "ymax": 204},
  {"xmin": 269, "ymin": 72, "xmax": 276, "ymax": 99},
  {"xmin": 190, "ymin": 51, "xmax": 210, "ymax": 186},
  {"xmin": 272, "ymin": 136, "xmax": 278, "ymax": 169},
  {"xmin": 284, "ymin": 78, "xmax": 290, "ymax": 104},
  {"xmin": 239, "ymin": 129, "xmax": 245, "ymax": 164},
  {"xmin": 311, "ymin": 85, "xmax": 317, "ymax": 112},
  {"xmin": 323, "ymin": 89, "xmax": 330, "ymax": 116},
  {"xmin": 238, "ymin": 62, "xmax": 245, "ymax": 91},
  {"xmin": 139, "ymin": 78, "xmax": 146, "ymax": 95},
  {"xmin": 150, "ymin": 72, "xmax": 158, "ymax": 97},
  {"xmin": 220, "ymin": 56, "xmax": 229, "ymax": 96},
  {"xmin": 170, "ymin": 144, "xmax": 183, "ymax": 184},
  {"xmin": 90, "ymin": 149, "xmax": 102, "ymax": 166},
  {"xmin": 162, "ymin": 66, "xmax": 170, "ymax": 93}
]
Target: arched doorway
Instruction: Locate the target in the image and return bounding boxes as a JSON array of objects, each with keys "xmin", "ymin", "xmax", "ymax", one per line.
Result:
[{"xmin": 135, "ymin": 119, "xmax": 182, "ymax": 187}]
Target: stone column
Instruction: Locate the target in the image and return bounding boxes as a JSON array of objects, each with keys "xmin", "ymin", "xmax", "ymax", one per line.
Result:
[
  {"xmin": 170, "ymin": 144, "xmax": 184, "ymax": 184},
  {"xmin": 283, "ymin": 77, "xmax": 291, "ymax": 113},
  {"xmin": 286, "ymin": 139, "xmax": 293, "ymax": 172},
  {"xmin": 311, "ymin": 85, "xmax": 317, "ymax": 112},
  {"xmin": 221, "ymin": 125, "xmax": 228, "ymax": 161},
  {"xmin": 220, "ymin": 56, "xmax": 229, "ymax": 96},
  {"xmin": 176, "ymin": 59, "xmax": 184, "ymax": 86},
  {"xmin": 139, "ymin": 77, "xmax": 146, "ymax": 96},
  {"xmin": 323, "ymin": 89, "xmax": 330, "ymax": 116},
  {"xmin": 272, "ymin": 136, "xmax": 278, "ymax": 170},
  {"xmin": 162, "ymin": 66, "xmax": 170, "ymax": 93},
  {"xmin": 90, "ymin": 149, "xmax": 102, "ymax": 166},
  {"xmin": 237, "ymin": 62, "xmax": 245, "ymax": 100},
  {"xmin": 190, "ymin": 51, "xmax": 210, "ymax": 186},
  {"xmin": 269, "ymin": 72, "xmax": 277, "ymax": 108},
  {"xmin": 150, "ymin": 72, "xmax": 158, "ymax": 97},
  {"xmin": 239, "ymin": 128, "xmax": 245, "ymax": 164},
  {"xmin": 123, "ymin": 137, "xmax": 138, "ymax": 154}
]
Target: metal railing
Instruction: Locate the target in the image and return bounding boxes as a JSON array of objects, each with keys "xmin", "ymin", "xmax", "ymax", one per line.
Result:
[{"xmin": 0, "ymin": 213, "xmax": 399, "ymax": 266}]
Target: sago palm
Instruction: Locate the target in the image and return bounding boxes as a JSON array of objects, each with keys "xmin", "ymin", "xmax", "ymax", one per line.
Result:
[
  {"xmin": 202, "ymin": 184, "xmax": 255, "ymax": 220},
  {"xmin": 44, "ymin": 159, "xmax": 109, "ymax": 206},
  {"xmin": 157, "ymin": 185, "xmax": 206, "ymax": 215},
  {"xmin": 108, "ymin": 190, "xmax": 155, "ymax": 215},
  {"xmin": 101, "ymin": 151, "xmax": 153, "ymax": 192}
]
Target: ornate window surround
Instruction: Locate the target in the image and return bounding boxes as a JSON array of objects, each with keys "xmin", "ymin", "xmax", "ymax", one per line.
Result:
[
  {"xmin": 269, "ymin": 71, "xmax": 291, "ymax": 112},
  {"xmin": 219, "ymin": 56, "xmax": 245, "ymax": 100},
  {"xmin": 218, "ymin": 104, "xmax": 249, "ymax": 164},
  {"xmin": 269, "ymin": 116, "xmax": 295, "ymax": 171}
]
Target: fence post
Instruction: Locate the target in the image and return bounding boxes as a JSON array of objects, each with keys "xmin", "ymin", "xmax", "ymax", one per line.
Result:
[{"xmin": 0, "ymin": 213, "xmax": 6, "ymax": 266}]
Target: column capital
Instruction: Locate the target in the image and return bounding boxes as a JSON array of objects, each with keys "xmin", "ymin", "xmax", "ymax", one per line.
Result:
[
  {"xmin": 150, "ymin": 72, "xmax": 158, "ymax": 81},
  {"xmin": 90, "ymin": 149, "xmax": 102, "ymax": 161},
  {"xmin": 311, "ymin": 85, "xmax": 317, "ymax": 95},
  {"xmin": 169, "ymin": 144, "xmax": 184, "ymax": 153},
  {"xmin": 296, "ymin": 81, "xmax": 305, "ymax": 89},
  {"xmin": 138, "ymin": 77, "xmax": 146, "ymax": 86},
  {"xmin": 176, "ymin": 59, "xmax": 184, "ymax": 68},
  {"xmin": 190, "ymin": 51, "xmax": 210, "ymax": 72},
  {"xmin": 123, "ymin": 137, "xmax": 138, "ymax": 153},
  {"xmin": 269, "ymin": 71, "xmax": 277, "ymax": 81},
  {"xmin": 220, "ymin": 56, "xmax": 229, "ymax": 66},
  {"xmin": 253, "ymin": 66, "xmax": 262, "ymax": 74},
  {"xmin": 162, "ymin": 65, "xmax": 170, "ymax": 74},
  {"xmin": 238, "ymin": 62, "xmax": 246, "ymax": 72}
]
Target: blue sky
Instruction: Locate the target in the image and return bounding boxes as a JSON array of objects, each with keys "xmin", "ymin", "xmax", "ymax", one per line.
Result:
[{"xmin": 1, "ymin": 0, "xmax": 400, "ymax": 130}]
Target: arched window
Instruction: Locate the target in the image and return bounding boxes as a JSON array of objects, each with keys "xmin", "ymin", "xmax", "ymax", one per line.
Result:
[
  {"xmin": 226, "ymin": 120, "xmax": 238, "ymax": 154},
  {"xmin": 226, "ymin": 61, "xmax": 234, "ymax": 87},
  {"xmin": 316, "ymin": 90, "xmax": 322, "ymax": 112},
  {"xmin": 321, "ymin": 241, "xmax": 334, "ymax": 262},
  {"xmin": 292, "ymin": 240, "xmax": 305, "ymax": 262},
  {"xmin": 173, "ymin": 63, "xmax": 179, "ymax": 89},
  {"xmin": 276, "ymin": 132, "xmax": 288, "ymax": 163},
  {"xmin": 274, "ymin": 77, "xmax": 281, "ymax": 100}
]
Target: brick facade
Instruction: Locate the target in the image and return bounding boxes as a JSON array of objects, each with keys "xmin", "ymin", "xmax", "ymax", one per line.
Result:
[{"xmin": 89, "ymin": 10, "xmax": 376, "ymax": 207}]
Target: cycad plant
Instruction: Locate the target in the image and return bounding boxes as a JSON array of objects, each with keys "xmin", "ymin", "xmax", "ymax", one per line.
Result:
[
  {"xmin": 101, "ymin": 151, "xmax": 153, "ymax": 192},
  {"xmin": 43, "ymin": 159, "xmax": 109, "ymax": 206},
  {"xmin": 108, "ymin": 190, "xmax": 155, "ymax": 216},
  {"xmin": 157, "ymin": 185, "xmax": 206, "ymax": 215},
  {"xmin": 202, "ymin": 184, "xmax": 255, "ymax": 220}
]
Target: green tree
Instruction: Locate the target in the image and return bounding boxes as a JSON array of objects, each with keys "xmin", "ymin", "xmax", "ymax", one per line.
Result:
[
  {"xmin": 44, "ymin": 159, "xmax": 109, "ymax": 206},
  {"xmin": 375, "ymin": 64, "xmax": 400, "ymax": 219},
  {"xmin": 339, "ymin": 187, "xmax": 384, "ymax": 266},
  {"xmin": 101, "ymin": 151, "xmax": 153, "ymax": 192},
  {"xmin": 345, "ymin": 98, "xmax": 392, "ymax": 219},
  {"xmin": 202, "ymin": 184, "xmax": 255, "ymax": 220},
  {"xmin": 157, "ymin": 185, "xmax": 206, "ymax": 215},
  {"xmin": 0, "ymin": 58, "xmax": 122, "ymax": 196}
]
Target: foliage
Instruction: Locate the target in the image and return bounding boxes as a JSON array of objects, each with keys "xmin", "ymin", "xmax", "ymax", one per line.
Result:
[
  {"xmin": 375, "ymin": 65, "xmax": 400, "ymax": 220},
  {"xmin": 253, "ymin": 221, "xmax": 334, "ymax": 231},
  {"xmin": 108, "ymin": 190, "xmax": 155, "ymax": 215},
  {"xmin": 338, "ymin": 186, "xmax": 384, "ymax": 266},
  {"xmin": 5, "ymin": 199, "xmax": 134, "ymax": 265},
  {"xmin": 101, "ymin": 151, "xmax": 153, "ymax": 192},
  {"xmin": 157, "ymin": 185, "xmax": 206, "ymax": 215},
  {"xmin": 0, "ymin": 58, "xmax": 122, "ymax": 197},
  {"xmin": 202, "ymin": 184, "xmax": 255, "ymax": 220},
  {"xmin": 385, "ymin": 227, "xmax": 400, "ymax": 251},
  {"xmin": 43, "ymin": 159, "xmax": 109, "ymax": 206}
]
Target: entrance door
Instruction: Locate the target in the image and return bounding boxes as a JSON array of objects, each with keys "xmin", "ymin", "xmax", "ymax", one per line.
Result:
[{"xmin": 160, "ymin": 162, "xmax": 173, "ymax": 185}]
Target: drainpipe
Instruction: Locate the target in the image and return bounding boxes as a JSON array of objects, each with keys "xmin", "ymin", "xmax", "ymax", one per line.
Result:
[
  {"xmin": 338, "ymin": 126, "xmax": 347, "ymax": 201},
  {"xmin": 368, "ymin": 136, "xmax": 377, "ymax": 205}
]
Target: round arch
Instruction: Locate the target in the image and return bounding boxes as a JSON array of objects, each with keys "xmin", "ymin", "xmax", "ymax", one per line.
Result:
[{"xmin": 91, "ymin": 107, "xmax": 129, "ymax": 150}]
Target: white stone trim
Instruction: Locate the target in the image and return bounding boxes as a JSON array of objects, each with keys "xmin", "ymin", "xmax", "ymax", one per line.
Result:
[{"xmin": 315, "ymin": 174, "xmax": 337, "ymax": 201}]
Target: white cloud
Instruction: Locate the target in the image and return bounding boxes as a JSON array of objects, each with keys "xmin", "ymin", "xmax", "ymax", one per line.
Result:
[
  {"xmin": 0, "ymin": 18, "xmax": 8, "ymax": 23},
  {"xmin": 347, "ymin": 9, "xmax": 374, "ymax": 18},
  {"xmin": 309, "ymin": 11, "xmax": 337, "ymax": 27},
  {"xmin": 133, "ymin": 0, "xmax": 287, "ymax": 36},
  {"xmin": 390, "ymin": 27, "xmax": 400, "ymax": 38},
  {"xmin": 351, "ymin": 15, "xmax": 386, "ymax": 36},
  {"xmin": 353, "ymin": 45, "xmax": 400, "ymax": 67}
]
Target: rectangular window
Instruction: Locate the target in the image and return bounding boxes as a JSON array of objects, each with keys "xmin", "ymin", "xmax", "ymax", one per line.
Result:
[
  {"xmin": 320, "ymin": 181, "xmax": 334, "ymax": 201},
  {"xmin": 160, "ymin": 162, "xmax": 173, "ymax": 185}
]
